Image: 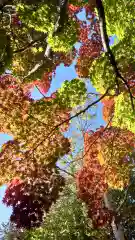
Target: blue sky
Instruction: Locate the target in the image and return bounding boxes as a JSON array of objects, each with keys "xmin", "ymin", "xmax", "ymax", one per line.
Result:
[{"xmin": 0, "ymin": 136, "xmax": 13, "ymax": 224}]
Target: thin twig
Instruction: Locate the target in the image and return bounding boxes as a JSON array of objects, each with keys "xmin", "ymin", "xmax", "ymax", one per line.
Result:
[
  {"xmin": 68, "ymin": 113, "xmax": 113, "ymax": 165},
  {"xmin": 30, "ymin": 88, "xmax": 109, "ymax": 155},
  {"xmin": 29, "ymin": 114, "xmax": 48, "ymax": 128},
  {"xmin": 35, "ymin": 85, "xmax": 46, "ymax": 98},
  {"xmin": 56, "ymin": 165, "xmax": 74, "ymax": 178}
]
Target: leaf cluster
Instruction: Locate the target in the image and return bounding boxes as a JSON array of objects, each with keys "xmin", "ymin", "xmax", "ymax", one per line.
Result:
[
  {"xmin": 3, "ymin": 167, "xmax": 65, "ymax": 229},
  {"xmin": 56, "ymin": 79, "xmax": 87, "ymax": 108}
]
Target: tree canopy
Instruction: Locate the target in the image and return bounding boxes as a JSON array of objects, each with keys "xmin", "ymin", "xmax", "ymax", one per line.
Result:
[{"xmin": 0, "ymin": 0, "xmax": 135, "ymax": 240}]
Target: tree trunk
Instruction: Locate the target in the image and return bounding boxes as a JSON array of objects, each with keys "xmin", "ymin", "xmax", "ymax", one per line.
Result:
[{"xmin": 104, "ymin": 192, "xmax": 125, "ymax": 240}]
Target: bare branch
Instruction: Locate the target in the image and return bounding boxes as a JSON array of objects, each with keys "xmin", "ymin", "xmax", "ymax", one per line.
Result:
[
  {"xmin": 35, "ymin": 85, "xmax": 46, "ymax": 98},
  {"xmin": 13, "ymin": 38, "xmax": 44, "ymax": 54},
  {"xmin": 30, "ymin": 88, "xmax": 109, "ymax": 155},
  {"xmin": 53, "ymin": 88, "xmax": 109, "ymax": 128},
  {"xmin": 69, "ymin": 113, "xmax": 113, "ymax": 165},
  {"xmin": 56, "ymin": 165, "xmax": 74, "ymax": 178},
  {"xmin": 23, "ymin": 61, "xmax": 43, "ymax": 80},
  {"xmin": 96, "ymin": 0, "xmax": 134, "ymax": 111}
]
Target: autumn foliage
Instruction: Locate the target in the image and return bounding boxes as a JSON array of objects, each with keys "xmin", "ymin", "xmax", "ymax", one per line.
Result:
[
  {"xmin": 76, "ymin": 158, "xmax": 111, "ymax": 228},
  {"xmin": 76, "ymin": 127, "xmax": 135, "ymax": 227},
  {"xmin": 76, "ymin": 10, "xmax": 102, "ymax": 77},
  {"xmin": 76, "ymin": 38, "xmax": 102, "ymax": 77},
  {"xmin": 0, "ymin": 74, "xmax": 71, "ymax": 185},
  {"xmin": 0, "ymin": 71, "xmax": 71, "ymax": 228},
  {"xmin": 3, "ymin": 167, "xmax": 65, "ymax": 229},
  {"xmin": 84, "ymin": 127, "xmax": 135, "ymax": 189},
  {"xmin": 76, "ymin": 130, "xmax": 112, "ymax": 228},
  {"xmin": 102, "ymin": 97, "xmax": 114, "ymax": 122},
  {"xmin": 0, "ymin": 0, "xmax": 135, "ymax": 236}
]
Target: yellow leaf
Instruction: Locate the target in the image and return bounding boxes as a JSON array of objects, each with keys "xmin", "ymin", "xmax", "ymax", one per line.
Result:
[{"xmin": 98, "ymin": 152, "xmax": 105, "ymax": 165}]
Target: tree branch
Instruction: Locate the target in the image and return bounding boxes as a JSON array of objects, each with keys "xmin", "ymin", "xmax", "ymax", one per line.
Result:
[
  {"xmin": 35, "ymin": 85, "xmax": 46, "ymax": 98},
  {"xmin": 23, "ymin": 61, "xmax": 43, "ymax": 80},
  {"xmin": 116, "ymin": 183, "xmax": 132, "ymax": 213},
  {"xmin": 56, "ymin": 166, "xmax": 74, "ymax": 178},
  {"xmin": 23, "ymin": 0, "xmax": 68, "ymax": 80},
  {"xmin": 13, "ymin": 38, "xmax": 44, "ymax": 54},
  {"xmin": 52, "ymin": 88, "xmax": 109, "ymax": 128},
  {"xmin": 96, "ymin": 0, "xmax": 134, "ymax": 111},
  {"xmin": 104, "ymin": 192, "xmax": 126, "ymax": 240},
  {"xmin": 69, "ymin": 112, "xmax": 113, "ymax": 165},
  {"xmin": 30, "ymin": 88, "xmax": 109, "ymax": 154}
]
